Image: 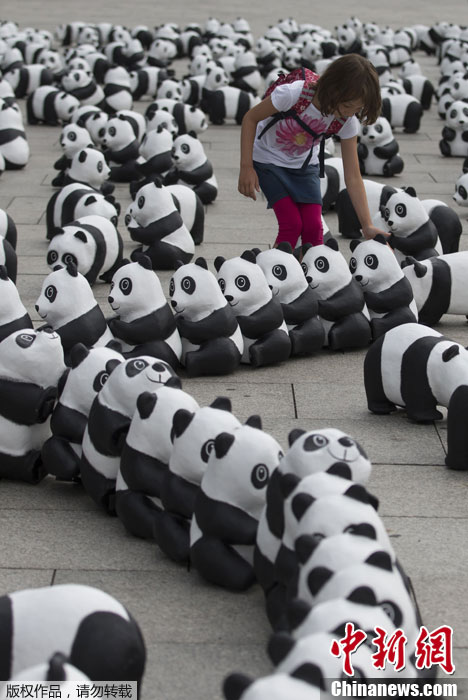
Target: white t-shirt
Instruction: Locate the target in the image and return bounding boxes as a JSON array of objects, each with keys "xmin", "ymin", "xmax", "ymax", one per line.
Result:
[{"xmin": 252, "ymin": 80, "xmax": 360, "ymax": 168}]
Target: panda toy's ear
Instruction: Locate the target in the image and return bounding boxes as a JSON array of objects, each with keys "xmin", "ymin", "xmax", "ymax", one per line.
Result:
[
  {"xmin": 106, "ymin": 358, "xmax": 122, "ymax": 374},
  {"xmin": 137, "ymin": 391, "xmax": 157, "ymax": 419},
  {"xmin": 380, "ymin": 184, "xmax": 397, "ymax": 206},
  {"xmin": 245, "ymin": 414, "xmax": 262, "ymax": 429},
  {"xmin": 402, "ymin": 256, "xmax": 427, "ymax": 278},
  {"xmin": 344, "ymin": 483, "xmax": 370, "ymax": 504},
  {"xmin": 223, "ymin": 673, "xmax": 253, "ymax": 700},
  {"xmin": 442, "ymin": 345, "xmax": 460, "ymax": 363},
  {"xmin": 213, "ymin": 255, "xmax": 225, "ymax": 272},
  {"xmin": 187, "ymin": 130, "xmax": 198, "ymax": 138},
  {"xmin": 251, "ymin": 247, "xmax": 262, "ymax": 257},
  {"xmin": 78, "ymin": 150, "xmax": 87, "ymax": 162},
  {"xmin": 326, "ymin": 462, "xmax": 352, "ymax": 479},
  {"xmin": 325, "ymin": 237, "xmax": 339, "ymax": 251},
  {"xmin": 295, "ymin": 533, "xmax": 320, "ymax": 564},
  {"xmin": 279, "ymin": 472, "xmax": 301, "ymax": 498},
  {"xmin": 214, "ymin": 431, "xmax": 235, "ymax": 458},
  {"xmin": 365, "ymin": 550, "xmax": 393, "ymax": 571},
  {"xmin": 291, "ymin": 492, "xmax": 315, "ymax": 521},
  {"xmin": 276, "ymin": 241, "xmax": 293, "ymax": 254},
  {"xmin": 171, "ymin": 408, "xmax": 195, "ymax": 439},
  {"xmin": 347, "ymin": 586, "xmax": 378, "ymax": 606},
  {"xmin": 194, "ymin": 256, "xmax": 208, "ymax": 269},
  {"xmin": 136, "ymin": 254, "xmax": 153, "ymax": 270},
  {"xmin": 240, "ymin": 249, "xmax": 257, "ymax": 264},
  {"xmin": 74, "ymin": 230, "xmax": 88, "ymax": 243},
  {"xmin": 106, "ymin": 339, "xmax": 123, "ymax": 353},
  {"xmin": 374, "ymin": 234, "xmax": 388, "ymax": 245},
  {"xmin": 69, "ymin": 342, "xmax": 89, "ymax": 367},
  {"xmin": 403, "ymin": 185, "xmax": 417, "ymax": 197},
  {"xmin": 46, "ymin": 652, "xmax": 68, "ymax": 681},
  {"xmin": 84, "ymin": 195, "xmax": 98, "ymax": 205},
  {"xmin": 288, "ymin": 428, "xmax": 306, "ymax": 446},
  {"xmin": 349, "ymin": 239, "xmax": 361, "ymax": 252},
  {"xmin": 0, "ymin": 265, "xmax": 9, "ymax": 281},
  {"xmin": 267, "ymin": 632, "xmax": 296, "ymax": 665},
  {"xmin": 65, "ymin": 260, "xmax": 78, "ymax": 276},
  {"xmin": 210, "ymin": 396, "xmax": 232, "ymax": 411},
  {"xmin": 307, "ymin": 566, "xmax": 334, "ymax": 595}
]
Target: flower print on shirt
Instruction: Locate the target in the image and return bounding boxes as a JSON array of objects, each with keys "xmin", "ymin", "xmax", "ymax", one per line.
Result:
[{"xmin": 275, "ymin": 115, "xmax": 328, "ymax": 156}]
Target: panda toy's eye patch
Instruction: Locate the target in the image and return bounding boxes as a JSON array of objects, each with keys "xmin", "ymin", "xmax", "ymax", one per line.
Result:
[
  {"xmin": 235, "ymin": 275, "xmax": 250, "ymax": 291},
  {"xmin": 376, "ymin": 123, "xmax": 383, "ymax": 133},
  {"xmin": 301, "ymin": 261, "xmax": 308, "ymax": 275},
  {"xmin": 218, "ymin": 278, "xmax": 226, "ymax": 293},
  {"xmin": 251, "ymin": 463, "xmax": 269, "ymax": 489},
  {"xmin": 383, "ymin": 207, "xmax": 390, "ymax": 220},
  {"xmin": 349, "ymin": 257, "xmax": 357, "ymax": 272},
  {"xmin": 47, "ymin": 251, "xmax": 59, "ymax": 265},
  {"xmin": 126, "ymin": 358, "xmax": 149, "ymax": 376},
  {"xmin": 111, "ymin": 216, "xmax": 118, "ymax": 226},
  {"xmin": 138, "ymin": 196, "xmax": 145, "ymax": 208},
  {"xmin": 169, "ymin": 279, "xmax": 175, "ymax": 296},
  {"xmin": 364, "ymin": 254, "xmax": 378, "ymax": 270},
  {"xmin": 272, "ymin": 264, "xmax": 287, "ymax": 280},
  {"xmin": 63, "ymin": 253, "xmax": 78, "ymax": 267},
  {"xmin": 93, "ymin": 370, "xmax": 110, "ymax": 392},
  {"xmin": 303, "ymin": 434, "xmax": 329, "ymax": 451},
  {"xmin": 314, "ymin": 256, "xmax": 329, "ymax": 273},
  {"xmin": 395, "ymin": 203, "xmax": 407, "ymax": 217},
  {"xmin": 449, "ymin": 108, "xmax": 457, "ymax": 120},
  {"xmin": 16, "ymin": 333, "xmax": 36, "ymax": 348},
  {"xmin": 380, "ymin": 601, "xmax": 402, "ymax": 627},
  {"xmin": 344, "ymin": 523, "xmax": 377, "ymax": 539},
  {"xmin": 109, "ymin": 126, "xmax": 116, "ymax": 137},
  {"xmin": 181, "ymin": 276, "xmax": 196, "ymax": 294},
  {"xmin": 68, "ymin": 131, "xmax": 76, "ymax": 141},
  {"xmin": 119, "ymin": 278, "xmax": 132, "ymax": 295},
  {"xmin": 97, "ymin": 161, "xmax": 103, "ymax": 172},
  {"xmin": 201, "ymin": 438, "xmax": 216, "ymax": 462},
  {"xmin": 45, "ymin": 284, "xmax": 58, "ymax": 302},
  {"xmin": 459, "ymin": 186, "xmax": 467, "ymax": 200}
]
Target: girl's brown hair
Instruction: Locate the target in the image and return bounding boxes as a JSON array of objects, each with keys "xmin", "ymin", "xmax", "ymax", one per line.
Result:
[{"xmin": 314, "ymin": 54, "xmax": 382, "ymax": 124}]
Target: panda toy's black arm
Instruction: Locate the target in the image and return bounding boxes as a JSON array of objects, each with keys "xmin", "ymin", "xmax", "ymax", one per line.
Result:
[
  {"xmin": 162, "ymin": 167, "xmax": 180, "ymax": 186},
  {"xmin": 128, "ymin": 212, "xmax": 184, "ymax": 245},
  {"xmin": 317, "ymin": 280, "xmax": 366, "ymax": 321},
  {"xmin": 87, "ymin": 400, "xmax": 131, "ymax": 456},
  {"xmin": 53, "ymin": 154, "xmax": 70, "ymax": 171},
  {"xmin": 175, "ymin": 160, "xmax": 214, "ymax": 185},
  {"xmin": 373, "ymin": 140, "xmax": 399, "ymax": 159},
  {"xmin": 50, "ymin": 403, "xmax": 88, "ymax": 442},
  {"xmin": 0, "ymin": 379, "xmax": 57, "ymax": 425},
  {"xmin": 195, "ymin": 490, "xmax": 259, "ymax": 544},
  {"xmin": 108, "ymin": 307, "xmax": 177, "ymax": 345},
  {"xmin": 236, "ymin": 298, "xmax": 285, "ymax": 338},
  {"xmin": 387, "ymin": 220, "xmax": 438, "ymax": 257},
  {"xmin": 281, "ymin": 287, "xmax": 319, "ymax": 325},
  {"xmin": 357, "ymin": 143, "xmax": 369, "ymax": 160},
  {"xmin": 177, "ymin": 306, "xmax": 238, "ymax": 345},
  {"xmin": 441, "ymin": 126, "xmax": 456, "ymax": 142},
  {"xmin": 364, "ymin": 277, "xmax": 414, "ymax": 313}
]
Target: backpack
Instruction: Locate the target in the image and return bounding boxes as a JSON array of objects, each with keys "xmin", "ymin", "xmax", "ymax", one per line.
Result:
[{"xmin": 259, "ymin": 66, "xmax": 345, "ymax": 175}]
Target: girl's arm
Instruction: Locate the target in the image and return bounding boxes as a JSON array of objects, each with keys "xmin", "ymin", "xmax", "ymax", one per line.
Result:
[
  {"xmin": 238, "ymin": 96, "xmax": 279, "ymax": 200},
  {"xmin": 341, "ymin": 136, "xmax": 389, "ymax": 239}
]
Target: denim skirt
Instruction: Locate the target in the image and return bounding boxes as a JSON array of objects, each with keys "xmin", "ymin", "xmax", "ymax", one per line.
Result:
[{"xmin": 253, "ymin": 160, "xmax": 322, "ymax": 208}]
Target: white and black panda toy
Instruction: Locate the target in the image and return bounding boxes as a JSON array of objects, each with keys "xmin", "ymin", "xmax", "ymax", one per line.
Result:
[
  {"xmin": 254, "ymin": 245, "xmax": 324, "ymax": 356},
  {"xmin": 145, "ymin": 108, "xmax": 178, "ymax": 138},
  {"xmin": 401, "ymin": 251, "xmax": 468, "ymax": 326},
  {"xmin": 0, "ymin": 583, "xmax": 146, "ymax": 682},
  {"xmin": 357, "ymin": 116, "xmax": 404, "ymax": 176},
  {"xmin": 102, "ymin": 65, "xmax": 133, "ymax": 113},
  {"xmin": 200, "ymin": 84, "xmax": 259, "ymax": 125},
  {"xmin": 190, "ymin": 416, "xmax": 283, "ymax": 591},
  {"xmin": 101, "ymin": 114, "xmax": 142, "ymax": 182},
  {"xmin": 0, "ymin": 208, "xmax": 17, "ymax": 250},
  {"xmin": 107, "ymin": 255, "xmax": 182, "ymax": 367},
  {"xmin": 26, "ymin": 86, "xmax": 80, "ymax": 125},
  {"xmin": 439, "ymin": 100, "xmax": 468, "ymax": 158},
  {"xmin": 46, "ymin": 214, "xmax": 124, "ymax": 285},
  {"xmin": 61, "ymin": 67, "xmax": 106, "ymax": 107},
  {"xmin": 0, "ymin": 97, "xmax": 29, "ymax": 170},
  {"xmin": 71, "ymin": 106, "xmax": 109, "ymax": 146},
  {"xmin": 154, "ymin": 397, "xmax": 241, "ymax": 562},
  {"xmin": 0, "ymin": 328, "xmax": 65, "ymax": 483},
  {"xmin": 146, "ymin": 100, "xmax": 208, "ymax": 136},
  {"xmin": 166, "ymin": 183, "xmax": 205, "ymax": 246},
  {"xmin": 35, "ymin": 262, "xmax": 115, "ymax": 362},
  {"xmin": 402, "ymin": 73, "xmax": 435, "ymax": 110},
  {"xmin": 0, "ymin": 266, "xmax": 32, "ymax": 342},
  {"xmin": 381, "ymin": 93, "xmax": 423, "ymax": 133},
  {"xmin": 165, "ymin": 133, "xmax": 218, "ymax": 204},
  {"xmin": 129, "ymin": 126, "xmax": 174, "ymax": 197},
  {"xmin": 301, "ymin": 239, "xmax": 371, "ymax": 350},
  {"xmin": 61, "ymin": 147, "xmax": 113, "ymax": 195},
  {"xmin": 349, "ymin": 236, "xmax": 418, "ymax": 339},
  {"xmin": 80, "ymin": 355, "xmax": 177, "ymax": 513},
  {"xmin": 52, "ymin": 123, "xmax": 94, "ymax": 187},
  {"xmin": 364, "ymin": 322, "xmax": 468, "ymax": 470},
  {"xmin": 126, "ymin": 181, "xmax": 195, "ymax": 269},
  {"xmin": 41, "ymin": 342, "xmax": 123, "ymax": 481},
  {"xmin": 214, "ymin": 252, "xmax": 291, "ymax": 367},
  {"xmin": 46, "ymin": 183, "xmax": 120, "ymax": 240},
  {"xmin": 169, "ymin": 257, "xmax": 243, "ymax": 377},
  {"xmin": 115, "ymin": 380, "xmax": 199, "ymax": 540},
  {"xmin": 3, "ymin": 64, "xmax": 54, "ymax": 98},
  {"xmin": 453, "ymin": 170, "xmax": 468, "ymax": 207},
  {"xmin": 129, "ymin": 66, "xmax": 170, "ymax": 101},
  {"xmin": 230, "ymin": 50, "xmax": 262, "ymax": 95}
]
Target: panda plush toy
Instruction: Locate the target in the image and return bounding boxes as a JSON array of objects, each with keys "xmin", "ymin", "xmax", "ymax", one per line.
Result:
[
  {"xmin": 26, "ymin": 86, "xmax": 80, "ymax": 125},
  {"xmin": 169, "ymin": 258, "xmax": 243, "ymax": 376},
  {"xmin": 101, "ymin": 114, "xmax": 142, "ymax": 182},
  {"xmin": 254, "ymin": 245, "xmax": 324, "ymax": 356},
  {"xmin": 61, "ymin": 67, "xmax": 106, "ymax": 107},
  {"xmin": 200, "ymin": 85, "xmax": 260, "ymax": 125},
  {"xmin": 3, "ymin": 64, "xmax": 54, "ymax": 98},
  {"xmin": 41, "ymin": 342, "xmax": 123, "ymax": 481},
  {"xmin": 357, "ymin": 117, "xmax": 404, "ymax": 176},
  {"xmin": 0, "ymin": 96, "xmax": 30, "ymax": 169},
  {"xmin": 364, "ymin": 322, "xmax": 468, "ymax": 470},
  {"xmin": 71, "ymin": 106, "xmax": 109, "ymax": 146},
  {"xmin": 146, "ymin": 100, "xmax": 208, "ymax": 136},
  {"xmin": 129, "ymin": 66, "xmax": 170, "ymax": 100},
  {"xmin": 115, "ymin": 380, "xmax": 199, "ymax": 540},
  {"xmin": 102, "ymin": 65, "xmax": 133, "ymax": 113},
  {"xmin": 46, "ymin": 183, "xmax": 120, "ymax": 240},
  {"xmin": 80, "ymin": 355, "xmax": 177, "ymax": 513},
  {"xmin": 107, "ymin": 255, "xmax": 182, "ymax": 367},
  {"xmin": 0, "ymin": 328, "xmax": 65, "ymax": 483},
  {"xmin": 401, "ymin": 251, "xmax": 468, "ymax": 326},
  {"xmin": 126, "ymin": 181, "xmax": 195, "ymax": 270},
  {"xmin": 453, "ymin": 170, "xmax": 468, "ymax": 206},
  {"xmin": 46, "ymin": 214, "xmax": 124, "ymax": 285},
  {"xmin": 60, "ymin": 147, "xmax": 113, "ymax": 195},
  {"xmin": 145, "ymin": 108, "xmax": 178, "ymax": 138},
  {"xmin": 130, "ymin": 126, "xmax": 174, "ymax": 195},
  {"xmin": 230, "ymin": 50, "xmax": 262, "ymax": 95},
  {"xmin": 0, "ymin": 266, "xmax": 32, "ymax": 342},
  {"xmin": 154, "ymin": 397, "xmax": 241, "ymax": 562},
  {"xmin": 439, "ymin": 100, "xmax": 468, "ymax": 158},
  {"xmin": 190, "ymin": 416, "xmax": 283, "ymax": 591},
  {"xmin": 301, "ymin": 240, "xmax": 372, "ymax": 350},
  {"xmin": 381, "ymin": 93, "xmax": 423, "ymax": 133},
  {"xmin": 35, "ymin": 262, "xmax": 115, "ymax": 363},
  {"xmin": 0, "ymin": 208, "xmax": 17, "ymax": 250},
  {"xmin": 0, "ymin": 583, "xmax": 146, "ymax": 683},
  {"xmin": 214, "ymin": 251, "xmax": 291, "ymax": 367},
  {"xmin": 164, "ymin": 133, "xmax": 218, "ymax": 205},
  {"xmin": 349, "ymin": 236, "xmax": 418, "ymax": 339},
  {"xmin": 156, "ymin": 78, "xmax": 183, "ymax": 101},
  {"xmin": 52, "ymin": 123, "xmax": 94, "ymax": 187}
]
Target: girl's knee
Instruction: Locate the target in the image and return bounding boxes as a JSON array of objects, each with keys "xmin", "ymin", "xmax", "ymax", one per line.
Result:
[{"xmin": 299, "ymin": 203, "xmax": 323, "ymax": 246}]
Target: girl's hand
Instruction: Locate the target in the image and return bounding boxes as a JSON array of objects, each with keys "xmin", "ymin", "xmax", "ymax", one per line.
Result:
[
  {"xmin": 238, "ymin": 165, "xmax": 260, "ymax": 200},
  {"xmin": 362, "ymin": 224, "xmax": 390, "ymax": 240}
]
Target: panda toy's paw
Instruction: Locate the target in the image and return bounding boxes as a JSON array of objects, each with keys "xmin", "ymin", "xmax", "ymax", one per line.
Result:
[{"xmin": 439, "ymin": 139, "xmax": 452, "ymax": 157}]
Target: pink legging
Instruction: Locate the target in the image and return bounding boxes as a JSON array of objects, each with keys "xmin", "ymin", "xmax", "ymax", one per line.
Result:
[{"xmin": 272, "ymin": 196, "xmax": 323, "ymax": 248}]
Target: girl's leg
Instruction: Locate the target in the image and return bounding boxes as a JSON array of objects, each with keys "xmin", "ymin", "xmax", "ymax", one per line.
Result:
[
  {"xmin": 297, "ymin": 203, "xmax": 324, "ymax": 246},
  {"xmin": 272, "ymin": 196, "xmax": 303, "ymax": 248}
]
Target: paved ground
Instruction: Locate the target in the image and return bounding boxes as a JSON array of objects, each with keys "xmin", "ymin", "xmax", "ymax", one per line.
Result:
[{"xmin": 1, "ymin": 2, "xmax": 468, "ymax": 699}]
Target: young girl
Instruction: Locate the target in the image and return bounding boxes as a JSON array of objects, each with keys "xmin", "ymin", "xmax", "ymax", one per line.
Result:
[{"xmin": 238, "ymin": 53, "xmax": 388, "ymax": 248}]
